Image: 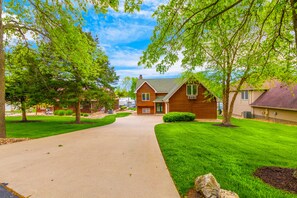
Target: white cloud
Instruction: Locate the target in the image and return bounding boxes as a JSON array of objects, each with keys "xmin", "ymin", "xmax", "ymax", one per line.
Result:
[
  {"xmin": 109, "ymin": 48, "xmax": 142, "ymax": 66},
  {"xmin": 98, "ymin": 22, "xmax": 153, "ymax": 44},
  {"xmin": 106, "ymin": 47, "xmax": 187, "ymax": 80}
]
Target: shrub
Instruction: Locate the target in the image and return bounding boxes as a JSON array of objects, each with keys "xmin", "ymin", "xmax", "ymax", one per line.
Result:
[
  {"xmin": 54, "ymin": 110, "xmax": 60, "ymax": 115},
  {"xmin": 65, "ymin": 109, "xmax": 73, "ymax": 115},
  {"xmin": 83, "ymin": 113, "xmax": 89, "ymax": 117},
  {"xmin": 58, "ymin": 110, "xmax": 65, "ymax": 116},
  {"xmin": 120, "ymin": 106, "xmax": 127, "ymax": 111},
  {"xmin": 163, "ymin": 112, "xmax": 196, "ymax": 122}
]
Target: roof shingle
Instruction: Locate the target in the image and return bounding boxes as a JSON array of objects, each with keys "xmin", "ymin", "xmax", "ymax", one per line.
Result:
[
  {"xmin": 251, "ymin": 83, "xmax": 297, "ymax": 110},
  {"xmin": 136, "ymin": 78, "xmax": 182, "ymax": 93}
]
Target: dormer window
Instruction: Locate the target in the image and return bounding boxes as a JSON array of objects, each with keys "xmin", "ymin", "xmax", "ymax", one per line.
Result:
[
  {"xmin": 142, "ymin": 93, "xmax": 150, "ymax": 101},
  {"xmin": 186, "ymin": 84, "xmax": 198, "ymax": 96}
]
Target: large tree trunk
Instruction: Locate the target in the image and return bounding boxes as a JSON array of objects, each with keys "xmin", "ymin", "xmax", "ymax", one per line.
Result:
[
  {"xmin": 21, "ymin": 99, "xmax": 27, "ymax": 122},
  {"xmin": 75, "ymin": 101, "xmax": 81, "ymax": 124},
  {"xmin": 0, "ymin": 0, "xmax": 6, "ymax": 138},
  {"xmin": 222, "ymin": 96, "xmax": 231, "ymax": 125},
  {"xmin": 222, "ymin": 68, "xmax": 232, "ymax": 126}
]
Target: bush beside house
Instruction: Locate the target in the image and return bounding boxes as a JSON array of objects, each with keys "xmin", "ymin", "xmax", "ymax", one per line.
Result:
[{"xmin": 163, "ymin": 112, "xmax": 196, "ymax": 122}]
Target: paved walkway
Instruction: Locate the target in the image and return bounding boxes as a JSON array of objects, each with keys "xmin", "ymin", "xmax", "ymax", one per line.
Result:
[{"xmin": 0, "ymin": 115, "xmax": 180, "ymax": 198}]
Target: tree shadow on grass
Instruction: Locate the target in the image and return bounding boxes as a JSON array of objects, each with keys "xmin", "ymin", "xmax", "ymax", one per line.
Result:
[
  {"xmin": 8, "ymin": 120, "xmax": 43, "ymax": 123},
  {"xmin": 65, "ymin": 122, "xmax": 96, "ymax": 124}
]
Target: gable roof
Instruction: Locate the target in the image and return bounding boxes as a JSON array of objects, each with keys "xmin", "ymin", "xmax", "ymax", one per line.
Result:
[
  {"xmin": 136, "ymin": 77, "xmax": 218, "ymax": 102},
  {"xmin": 251, "ymin": 83, "xmax": 297, "ymax": 110},
  {"xmin": 135, "ymin": 78, "xmax": 181, "ymax": 93}
]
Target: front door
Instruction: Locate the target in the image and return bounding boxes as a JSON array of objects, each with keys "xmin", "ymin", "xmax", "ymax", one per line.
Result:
[{"xmin": 156, "ymin": 103, "xmax": 163, "ymax": 113}]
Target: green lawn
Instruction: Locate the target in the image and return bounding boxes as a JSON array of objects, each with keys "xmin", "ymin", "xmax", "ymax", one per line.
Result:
[
  {"xmin": 155, "ymin": 118, "xmax": 297, "ymax": 198},
  {"xmin": 6, "ymin": 113, "xmax": 130, "ymax": 139}
]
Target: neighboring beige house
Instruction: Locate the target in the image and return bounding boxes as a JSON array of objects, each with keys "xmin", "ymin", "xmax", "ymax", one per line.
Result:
[{"xmin": 230, "ymin": 81, "xmax": 297, "ymax": 124}]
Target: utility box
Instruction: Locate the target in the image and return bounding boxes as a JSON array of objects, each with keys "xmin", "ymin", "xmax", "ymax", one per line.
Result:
[{"xmin": 243, "ymin": 111, "xmax": 252, "ymax": 118}]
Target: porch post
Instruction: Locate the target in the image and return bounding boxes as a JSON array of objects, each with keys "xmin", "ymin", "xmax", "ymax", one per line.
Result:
[{"xmin": 165, "ymin": 103, "xmax": 168, "ymax": 114}]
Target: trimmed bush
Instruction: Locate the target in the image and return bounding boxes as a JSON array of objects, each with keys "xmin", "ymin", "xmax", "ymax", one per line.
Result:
[
  {"xmin": 65, "ymin": 109, "xmax": 73, "ymax": 115},
  {"xmin": 83, "ymin": 113, "xmax": 89, "ymax": 117},
  {"xmin": 163, "ymin": 112, "xmax": 196, "ymax": 122},
  {"xmin": 54, "ymin": 110, "xmax": 60, "ymax": 115},
  {"xmin": 58, "ymin": 110, "xmax": 65, "ymax": 116}
]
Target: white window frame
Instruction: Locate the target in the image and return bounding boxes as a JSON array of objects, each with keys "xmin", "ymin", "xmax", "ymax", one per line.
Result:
[
  {"xmin": 142, "ymin": 93, "xmax": 150, "ymax": 101},
  {"xmin": 142, "ymin": 108, "xmax": 151, "ymax": 114},
  {"xmin": 186, "ymin": 84, "xmax": 198, "ymax": 96},
  {"xmin": 241, "ymin": 90, "xmax": 249, "ymax": 100}
]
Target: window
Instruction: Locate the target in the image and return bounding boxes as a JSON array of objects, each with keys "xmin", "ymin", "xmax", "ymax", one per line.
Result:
[
  {"xmin": 142, "ymin": 108, "xmax": 151, "ymax": 113},
  {"xmin": 142, "ymin": 93, "xmax": 150, "ymax": 101},
  {"xmin": 241, "ymin": 90, "xmax": 248, "ymax": 100},
  {"xmin": 186, "ymin": 84, "xmax": 198, "ymax": 96}
]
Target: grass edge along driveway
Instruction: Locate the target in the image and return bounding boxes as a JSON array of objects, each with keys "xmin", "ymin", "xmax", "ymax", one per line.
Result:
[
  {"xmin": 155, "ymin": 118, "xmax": 297, "ymax": 198},
  {"xmin": 6, "ymin": 112, "xmax": 131, "ymax": 139}
]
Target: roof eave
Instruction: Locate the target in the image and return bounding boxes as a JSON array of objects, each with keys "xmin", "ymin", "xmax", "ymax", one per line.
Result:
[{"xmin": 251, "ymin": 105, "xmax": 297, "ymax": 112}]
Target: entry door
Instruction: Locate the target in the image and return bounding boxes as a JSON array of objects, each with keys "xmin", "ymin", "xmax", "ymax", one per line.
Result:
[{"xmin": 156, "ymin": 103, "xmax": 163, "ymax": 113}]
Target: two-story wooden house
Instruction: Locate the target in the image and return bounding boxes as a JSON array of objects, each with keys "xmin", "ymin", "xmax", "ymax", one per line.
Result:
[{"xmin": 135, "ymin": 75, "xmax": 217, "ymax": 119}]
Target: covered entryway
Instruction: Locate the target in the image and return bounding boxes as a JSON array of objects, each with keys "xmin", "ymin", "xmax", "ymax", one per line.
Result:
[{"xmin": 156, "ymin": 103, "xmax": 163, "ymax": 113}]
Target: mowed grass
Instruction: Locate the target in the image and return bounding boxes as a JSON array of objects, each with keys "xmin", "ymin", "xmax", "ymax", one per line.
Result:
[
  {"xmin": 6, "ymin": 113, "xmax": 131, "ymax": 139},
  {"xmin": 155, "ymin": 118, "xmax": 297, "ymax": 198}
]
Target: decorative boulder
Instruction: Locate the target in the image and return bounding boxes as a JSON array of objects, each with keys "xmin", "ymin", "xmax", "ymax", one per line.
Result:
[
  {"xmin": 293, "ymin": 169, "xmax": 297, "ymax": 179},
  {"xmin": 219, "ymin": 189, "xmax": 239, "ymax": 198},
  {"xmin": 195, "ymin": 173, "xmax": 220, "ymax": 198}
]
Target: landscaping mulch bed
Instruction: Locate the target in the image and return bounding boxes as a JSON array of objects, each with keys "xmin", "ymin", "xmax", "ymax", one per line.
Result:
[
  {"xmin": 213, "ymin": 123, "xmax": 238, "ymax": 128},
  {"xmin": 0, "ymin": 138, "xmax": 30, "ymax": 145},
  {"xmin": 254, "ymin": 166, "xmax": 297, "ymax": 194}
]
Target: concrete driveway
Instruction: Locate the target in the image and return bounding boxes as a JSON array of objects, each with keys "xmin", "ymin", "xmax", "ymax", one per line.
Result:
[{"xmin": 0, "ymin": 115, "xmax": 180, "ymax": 198}]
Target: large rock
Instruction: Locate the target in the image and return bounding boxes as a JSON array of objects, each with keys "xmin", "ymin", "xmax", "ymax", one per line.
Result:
[
  {"xmin": 293, "ymin": 169, "xmax": 297, "ymax": 179},
  {"xmin": 195, "ymin": 173, "xmax": 220, "ymax": 198},
  {"xmin": 219, "ymin": 189, "xmax": 239, "ymax": 198}
]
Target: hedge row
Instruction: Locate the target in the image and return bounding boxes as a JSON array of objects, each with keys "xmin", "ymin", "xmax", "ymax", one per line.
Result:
[
  {"xmin": 54, "ymin": 110, "xmax": 89, "ymax": 117},
  {"xmin": 54, "ymin": 109, "xmax": 73, "ymax": 116},
  {"xmin": 163, "ymin": 112, "xmax": 196, "ymax": 122}
]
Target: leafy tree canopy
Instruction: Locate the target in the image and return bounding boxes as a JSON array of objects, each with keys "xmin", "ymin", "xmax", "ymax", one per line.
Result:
[{"xmin": 139, "ymin": 0, "xmax": 297, "ymax": 125}]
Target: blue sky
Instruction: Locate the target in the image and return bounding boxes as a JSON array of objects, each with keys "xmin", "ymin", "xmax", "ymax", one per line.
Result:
[{"xmin": 82, "ymin": 1, "xmax": 185, "ymax": 81}]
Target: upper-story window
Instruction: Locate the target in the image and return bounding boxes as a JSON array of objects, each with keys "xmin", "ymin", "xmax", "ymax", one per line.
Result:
[
  {"xmin": 186, "ymin": 84, "xmax": 198, "ymax": 96},
  {"xmin": 241, "ymin": 90, "xmax": 248, "ymax": 100},
  {"xmin": 142, "ymin": 93, "xmax": 150, "ymax": 101}
]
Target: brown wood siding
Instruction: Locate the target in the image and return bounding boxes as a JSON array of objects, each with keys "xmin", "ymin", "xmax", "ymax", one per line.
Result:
[
  {"xmin": 136, "ymin": 82, "xmax": 156, "ymax": 114},
  {"xmin": 137, "ymin": 106, "xmax": 155, "ymax": 114},
  {"xmin": 169, "ymin": 84, "xmax": 217, "ymax": 119}
]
